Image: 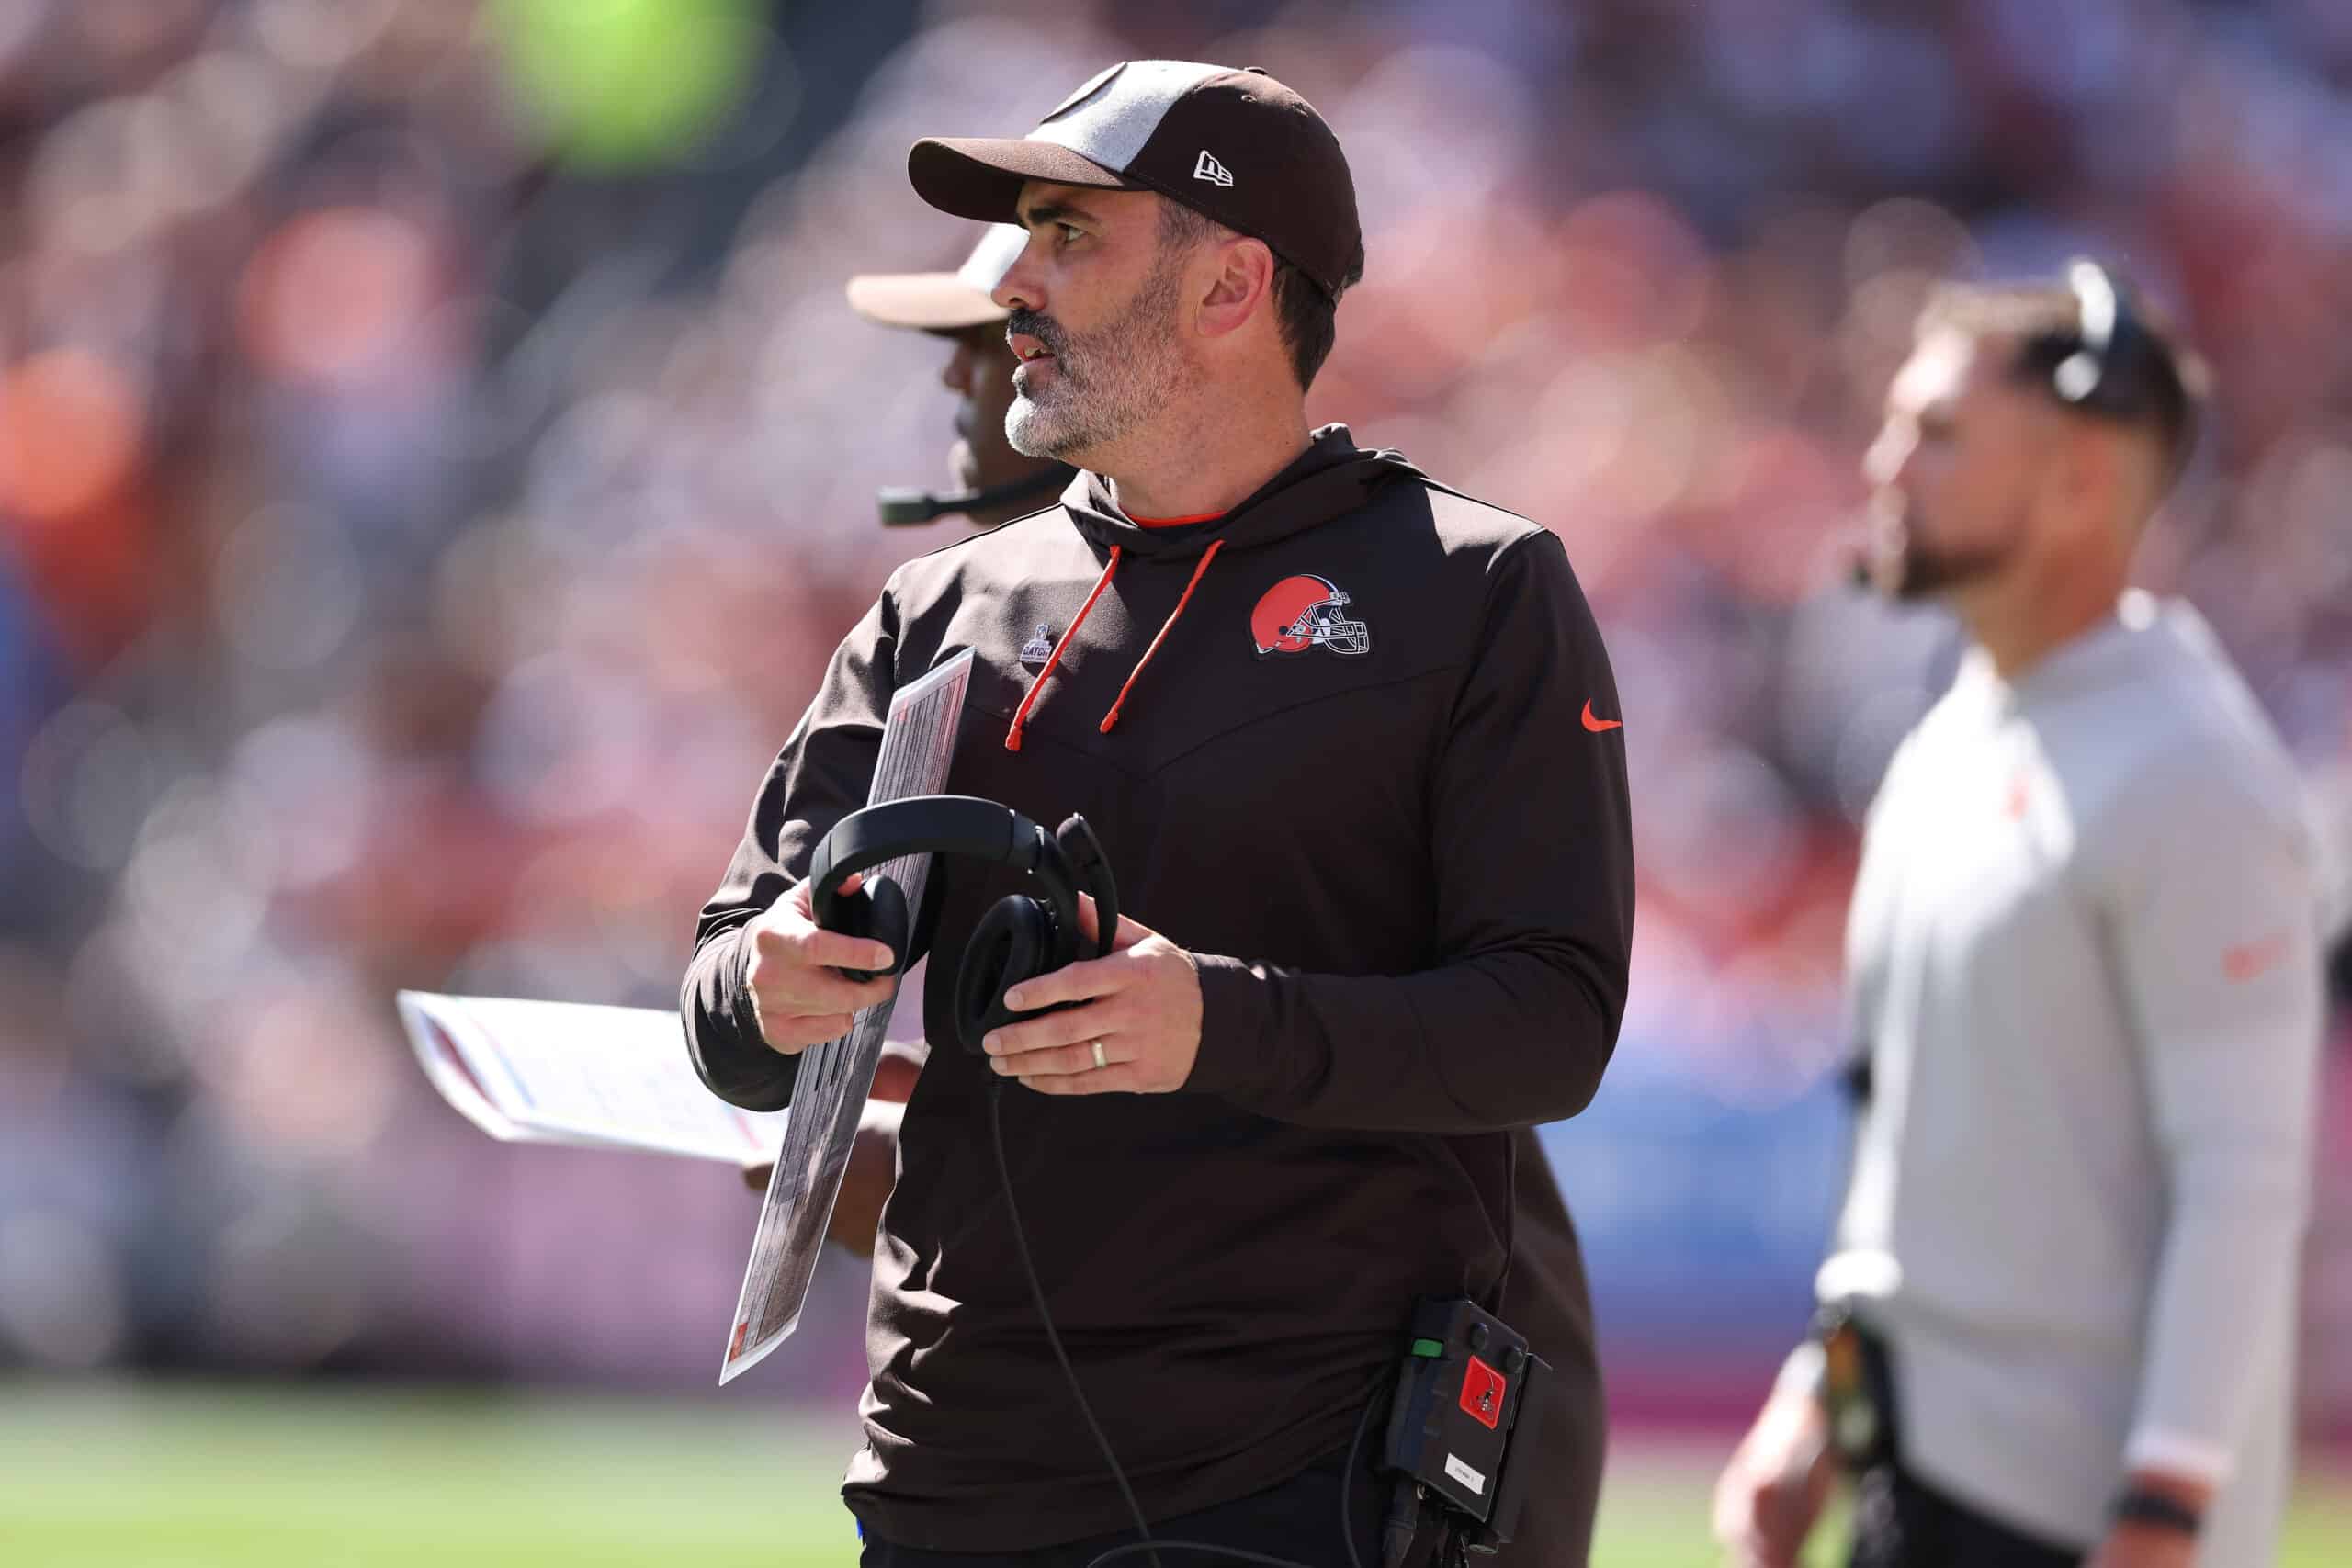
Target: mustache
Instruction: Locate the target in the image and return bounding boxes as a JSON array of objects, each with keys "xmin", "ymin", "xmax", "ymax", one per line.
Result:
[{"xmin": 1006, "ymin": 308, "xmax": 1068, "ymax": 358}]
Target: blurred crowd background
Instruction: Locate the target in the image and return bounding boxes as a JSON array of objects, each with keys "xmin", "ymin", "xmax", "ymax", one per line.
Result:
[{"xmin": 2, "ymin": 0, "xmax": 2348, "ymax": 1460}]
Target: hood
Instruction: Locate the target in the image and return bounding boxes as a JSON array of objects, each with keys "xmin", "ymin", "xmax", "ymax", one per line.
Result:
[
  {"xmin": 1001, "ymin": 425, "xmax": 1426, "ymax": 752},
  {"xmin": 1056, "ymin": 424, "xmax": 1426, "ymax": 560}
]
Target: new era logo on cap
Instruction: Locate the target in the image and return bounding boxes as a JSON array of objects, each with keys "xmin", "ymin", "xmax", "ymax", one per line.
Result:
[{"xmin": 906, "ymin": 60, "xmax": 1364, "ymax": 299}]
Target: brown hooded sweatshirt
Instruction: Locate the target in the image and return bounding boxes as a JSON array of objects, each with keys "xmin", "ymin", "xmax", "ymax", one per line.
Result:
[{"xmin": 682, "ymin": 425, "xmax": 1634, "ymax": 1551}]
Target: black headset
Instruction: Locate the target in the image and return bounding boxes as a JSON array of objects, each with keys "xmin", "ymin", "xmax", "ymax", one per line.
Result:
[
  {"xmin": 2045, "ymin": 258, "xmax": 2154, "ymax": 417},
  {"xmin": 807, "ymin": 795, "xmax": 1118, "ymax": 1053},
  {"xmin": 2037, "ymin": 257, "xmax": 2200, "ymax": 481}
]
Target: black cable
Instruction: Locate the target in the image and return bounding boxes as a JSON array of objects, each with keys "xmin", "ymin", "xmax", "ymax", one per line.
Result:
[
  {"xmin": 1336, "ymin": 1374, "xmax": 1385, "ymax": 1568},
  {"xmin": 1379, "ymin": 1478, "xmax": 1423, "ymax": 1568},
  {"xmin": 1086, "ymin": 1546, "xmax": 1336, "ymax": 1568},
  {"xmin": 1093, "ymin": 1389, "xmax": 1381, "ymax": 1568},
  {"xmin": 989, "ymin": 1078, "xmax": 1161, "ymax": 1568},
  {"xmin": 990, "ymin": 1077, "xmax": 1396, "ymax": 1568},
  {"xmin": 1486, "ymin": 1133, "xmax": 1517, "ymax": 1314}
]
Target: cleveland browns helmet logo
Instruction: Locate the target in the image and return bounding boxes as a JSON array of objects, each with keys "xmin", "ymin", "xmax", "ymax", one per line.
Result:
[{"xmin": 1250, "ymin": 574, "xmax": 1371, "ymax": 658}]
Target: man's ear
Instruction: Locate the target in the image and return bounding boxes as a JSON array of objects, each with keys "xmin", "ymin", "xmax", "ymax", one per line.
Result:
[
  {"xmin": 2048, "ymin": 421, "xmax": 2143, "ymax": 538},
  {"xmin": 1195, "ymin": 235, "xmax": 1277, "ymax": 342}
]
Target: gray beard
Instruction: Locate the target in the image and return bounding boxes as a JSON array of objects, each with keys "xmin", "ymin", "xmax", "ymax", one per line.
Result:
[{"xmin": 1005, "ymin": 258, "xmax": 1188, "ymax": 461}]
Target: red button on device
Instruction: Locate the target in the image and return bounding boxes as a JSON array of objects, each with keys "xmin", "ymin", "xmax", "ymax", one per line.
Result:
[{"xmin": 1460, "ymin": 1355, "xmax": 1507, "ymax": 1430}]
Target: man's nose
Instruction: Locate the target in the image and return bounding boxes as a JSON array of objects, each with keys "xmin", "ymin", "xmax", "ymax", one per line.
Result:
[
  {"xmin": 942, "ymin": 339, "xmax": 975, "ymax": 394},
  {"xmin": 992, "ymin": 237, "xmax": 1045, "ymax": 314},
  {"xmin": 1863, "ymin": 423, "xmax": 1914, "ymax": 490}
]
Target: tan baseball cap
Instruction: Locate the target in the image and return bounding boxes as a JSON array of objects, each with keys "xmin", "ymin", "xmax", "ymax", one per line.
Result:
[
  {"xmin": 843, "ymin": 223, "xmax": 1026, "ymax": 332},
  {"xmin": 909, "ymin": 61, "xmax": 1363, "ymax": 299}
]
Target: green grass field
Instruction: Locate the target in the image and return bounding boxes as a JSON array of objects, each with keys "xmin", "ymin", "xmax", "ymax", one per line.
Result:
[{"xmin": 1, "ymin": 1380, "xmax": 2346, "ymax": 1566}]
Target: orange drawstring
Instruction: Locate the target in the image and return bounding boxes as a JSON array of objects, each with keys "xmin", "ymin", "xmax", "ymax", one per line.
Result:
[
  {"xmin": 1005, "ymin": 546, "xmax": 1121, "ymax": 751},
  {"xmin": 1099, "ymin": 539, "xmax": 1223, "ymax": 735}
]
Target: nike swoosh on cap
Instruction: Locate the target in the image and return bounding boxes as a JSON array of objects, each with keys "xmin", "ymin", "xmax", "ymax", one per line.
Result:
[{"xmin": 1581, "ymin": 700, "xmax": 1623, "ymax": 733}]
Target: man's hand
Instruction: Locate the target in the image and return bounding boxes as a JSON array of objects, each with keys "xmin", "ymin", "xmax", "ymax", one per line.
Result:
[
  {"xmin": 744, "ymin": 873, "xmax": 898, "ymax": 1053},
  {"xmin": 979, "ymin": 897, "xmax": 1203, "ymax": 1095},
  {"xmin": 741, "ymin": 1099, "xmax": 907, "ymax": 1258},
  {"xmin": 2086, "ymin": 1471, "xmax": 2211, "ymax": 1568},
  {"xmin": 1712, "ymin": 1388, "xmax": 1837, "ymax": 1568},
  {"xmin": 2085, "ymin": 1525, "xmax": 2197, "ymax": 1568}
]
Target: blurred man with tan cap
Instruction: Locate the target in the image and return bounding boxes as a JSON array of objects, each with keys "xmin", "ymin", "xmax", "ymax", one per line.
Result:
[
  {"xmin": 1713, "ymin": 265, "xmax": 2324, "ymax": 1568},
  {"xmin": 685, "ymin": 60, "xmax": 1634, "ymax": 1567},
  {"xmin": 848, "ymin": 223, "xmax": 1075, "ymax": 532}
]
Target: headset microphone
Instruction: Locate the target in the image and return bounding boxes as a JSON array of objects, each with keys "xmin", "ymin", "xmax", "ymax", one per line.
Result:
[{"xmin": 876, "ymin": 465, "xmax": 1075, "ymax": 525}]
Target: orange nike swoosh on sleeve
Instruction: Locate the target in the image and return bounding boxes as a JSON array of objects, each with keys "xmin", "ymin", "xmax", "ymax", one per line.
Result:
[{"xmin": 1582, "ymin": 699, "xmax": 1623, "ymax": 733}]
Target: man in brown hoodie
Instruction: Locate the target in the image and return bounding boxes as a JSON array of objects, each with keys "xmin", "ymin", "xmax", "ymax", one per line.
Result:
[
  {"xmin": 685, "ymin": 62, "xmax": 1634, "ymax": 1566},
  {"xmin": 796, "ymin": 217, "xmax": 1622, "ymax": 1563}
]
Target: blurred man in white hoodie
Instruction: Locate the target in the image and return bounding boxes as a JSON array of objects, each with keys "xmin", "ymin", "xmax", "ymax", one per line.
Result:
[{"xmin": 1713, "ymin": 264, "xmax": 2325, "ymax": 1568}]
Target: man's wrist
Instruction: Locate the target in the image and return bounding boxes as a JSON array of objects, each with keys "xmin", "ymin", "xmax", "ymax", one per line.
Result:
[
  {"xmin": 2110, "ymin": 1469, "xmax": 2211, "ymax": 1538},
  {"xmin": 1772, "ymin": 1339, "xmax": 1828, "ymax": 1406},
  {"xmin": 729, "ymin": 927, "xmax": 771, "ymax": 1047},
  {"xmin": 2110, "ymin": 1488, "xmax": 2201, "ymax": 1537},
  {"xmin": 1180, "ymin": 953, "xmax": 1273, "ymax": 1099}
]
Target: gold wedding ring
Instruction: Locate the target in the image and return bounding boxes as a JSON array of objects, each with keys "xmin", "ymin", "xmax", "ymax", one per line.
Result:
[{"xmin": 1091, "ymin": 1040, "xmax": 1108, "ymax": 1071}]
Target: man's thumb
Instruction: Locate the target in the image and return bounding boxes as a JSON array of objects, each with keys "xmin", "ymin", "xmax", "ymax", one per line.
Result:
[
  {"xmin": 1075, "ymin": 892, "xmax": 1150, "ymax": 951},
  {"xmin": 793, "ymin": 869, "xmax": 861, "ymax": 915}
]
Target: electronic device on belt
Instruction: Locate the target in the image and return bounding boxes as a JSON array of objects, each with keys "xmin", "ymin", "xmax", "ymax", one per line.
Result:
[{"xmin": 1377, "ymin": 1297, "xmax": 1553, "ymax": 1562}]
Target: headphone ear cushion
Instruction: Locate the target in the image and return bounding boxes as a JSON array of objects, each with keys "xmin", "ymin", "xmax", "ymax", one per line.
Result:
[
  {"xmin": 956, "ymin": 895, "xmax": 1051, "ymax": 1054},
  {"xmin": 826, "ymin": 875, "xmax": 909, "ymax": 983}
]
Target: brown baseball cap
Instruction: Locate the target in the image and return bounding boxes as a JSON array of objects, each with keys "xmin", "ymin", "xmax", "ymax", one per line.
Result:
[
  {"xmin": 908, "ymin": 61, "xmax": 1363, "ymax": 299},
  {"xmin": 843, "ymin": 224, "xmax": 1025, "ymax": 332}
]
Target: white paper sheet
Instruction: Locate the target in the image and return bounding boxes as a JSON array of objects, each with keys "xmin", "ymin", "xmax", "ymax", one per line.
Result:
[{"xmin": 396, "ymin": 991, "xmax": 785, "ymax": 1165}]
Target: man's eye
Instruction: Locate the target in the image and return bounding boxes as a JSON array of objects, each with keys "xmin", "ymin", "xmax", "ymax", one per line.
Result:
[{"xmin": 1057, "ymin": 223, "xmax": 1083, "ymax": 245}]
